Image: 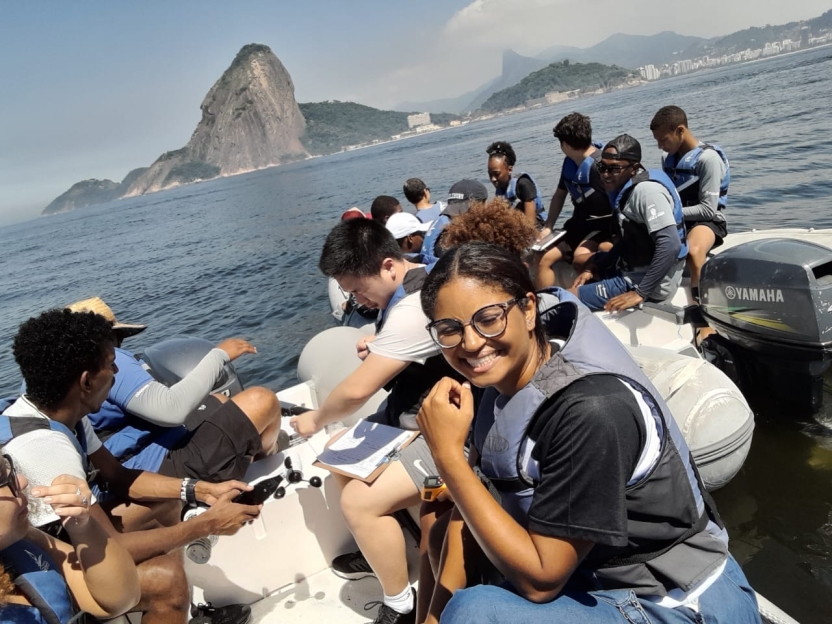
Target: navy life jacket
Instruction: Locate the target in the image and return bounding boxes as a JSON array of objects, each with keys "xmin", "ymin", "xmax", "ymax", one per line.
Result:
[
  {"xmin": 497, "ymin": 173, "xmax": 546, "ymax": 220},
  {"xmin": 375, "ymin": 266, "xmax": 462, "ymax": 427},
  {"xmin": 560, "ymin": 145, "xmax": 611, "ymax": 220},
  {"xmin": 473, "ymin": 288, "xmax": 727, "ymax": 596},
  {"xmin": 662, "ymin": 144, "xmax": 730, "ymax": 213},
  {"xmin": 0, "ymin": 539, "xmax": 77, "ymax": 624},
  {"xmin": 420, "ymin": 214, "xmax": 451, "ymax": 265},
  {"xmin": 611, "ymin": 170, "xmax": 688, "ymax": 270}
]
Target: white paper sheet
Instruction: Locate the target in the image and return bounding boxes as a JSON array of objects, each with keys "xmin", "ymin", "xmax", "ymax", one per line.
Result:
[{"xmin": 315, "ymin": 419, "xmax": 416, "ymax": 479}]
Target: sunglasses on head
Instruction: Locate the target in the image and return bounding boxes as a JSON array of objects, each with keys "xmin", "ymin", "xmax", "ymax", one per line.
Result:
[{"xmin": 0, "ymin": 454, "xmax": 20, "ymax": 497}]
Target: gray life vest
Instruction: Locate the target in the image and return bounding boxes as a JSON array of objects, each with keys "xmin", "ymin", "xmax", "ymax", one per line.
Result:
[{"xmin": 473, "ymin": 288, "xmax": 728, "ymax": 596}]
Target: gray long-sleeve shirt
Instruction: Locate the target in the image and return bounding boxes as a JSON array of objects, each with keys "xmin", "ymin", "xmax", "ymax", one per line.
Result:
[
  {"xmin": 665, "ymin": 144, "xmax": 727, "ymax": 222},
  {"xmin": 125, "ymin": 348, "xmax": 230, "ymax": 426}
]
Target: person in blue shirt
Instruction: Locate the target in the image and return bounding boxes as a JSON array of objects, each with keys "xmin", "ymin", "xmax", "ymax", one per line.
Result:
[
  {"xmin": 66, "ymin": 297, "xmax": 281, "ymax": 484},
  {"xmin": 403, "ymin": 178, "xmax": 445, "ymax": 223}
]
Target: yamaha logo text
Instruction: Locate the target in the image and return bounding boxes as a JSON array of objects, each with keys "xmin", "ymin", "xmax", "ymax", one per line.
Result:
[{"xmin": 725, "ymin": 285, "xmax": 784, "ymax": 303}]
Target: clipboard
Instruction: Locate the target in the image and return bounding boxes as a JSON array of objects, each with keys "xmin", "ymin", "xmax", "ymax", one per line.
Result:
[
  {"xmin": 530, "ymin": 229, "xmax": 567, "ymax": 252},
  {"xmin": 313, "ymin": 419, "xmax": 420, "ymax": 483}
]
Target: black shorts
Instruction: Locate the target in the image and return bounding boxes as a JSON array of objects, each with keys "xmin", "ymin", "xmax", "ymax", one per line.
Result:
[
  {"xmin": 562, "ymin": 217, "xmax": 612, "ymax": 254},
  {"xmin": 686, "ymin": 219, "xmax": 727, "ymax": 248},
  {"xmin": 158, "ymin": 395, "xmax": 261, "ymax": 482}
]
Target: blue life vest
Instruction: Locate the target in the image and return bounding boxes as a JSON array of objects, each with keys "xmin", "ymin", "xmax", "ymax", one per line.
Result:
[
  {"xmin": 473, "ymin": 288, "xmax": 727, "ymax": 595},
  {"xmin": 560, "ymin": 146, "xmax": 612, "ymax": 220},
  {"xmin": 662, "ymin": 144, "xmax": 730, "ymax": 212},
  {"xmin": 0, "ymin": 540, "xmax": 77, "ymax": 624},
  {"xmin": 420, "ymin": 214, "xmax": 450, "ymax": 265},
  {"xmin": 416, "ymin": 202, "xmax": 443, "ymax": 223},
  {"xmin": 497, "ymin": 172, "xmax": 546, "ymax": 220},
  {"xmin": 87, "ymin": 348, "xmax": 188, "ymax": 473},
  {"xmin": 611, "ymin": 169, "xmax": 688, "ymax": 269}
]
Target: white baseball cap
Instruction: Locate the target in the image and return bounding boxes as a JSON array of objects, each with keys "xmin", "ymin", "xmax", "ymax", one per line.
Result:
[{"xmin": 386, "ymin": 212, "xmax": 431, "ymax": 239}]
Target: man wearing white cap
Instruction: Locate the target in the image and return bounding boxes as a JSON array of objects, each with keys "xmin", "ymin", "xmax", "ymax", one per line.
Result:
[
  {"xmin": 385, "ymin": 211, "xmax": 431, "ymax": 261},
  {"xmin": 65, "ymin": 297, "xmax": 282, "ymax": 488}
]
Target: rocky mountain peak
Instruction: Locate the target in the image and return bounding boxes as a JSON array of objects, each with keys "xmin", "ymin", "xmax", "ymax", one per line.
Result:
[{"xmin": 122, "ymin": 43, "xmax": 308, "ymax": 197}]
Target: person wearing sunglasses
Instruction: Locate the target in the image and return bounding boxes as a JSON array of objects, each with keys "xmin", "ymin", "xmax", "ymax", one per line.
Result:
[
  {"xmin": 569, "ymin": 134, "xmax": 688, "ymax": 313},
  {"xmin": 415, "ymin": 242, "xmax": 759, "ymax": 624},
  {"xmin": 0, "ymin": 454, "xmax": 140, "ymax": 622}
]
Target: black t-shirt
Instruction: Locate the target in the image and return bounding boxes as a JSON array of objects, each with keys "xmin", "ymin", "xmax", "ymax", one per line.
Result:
[
  {"xmin": 526, "ymin": 375, "xmax": 646, "ymax": 548},
  {"xmin": 514, "ymin": 175, "xmax": 538, "ymax": 202}
]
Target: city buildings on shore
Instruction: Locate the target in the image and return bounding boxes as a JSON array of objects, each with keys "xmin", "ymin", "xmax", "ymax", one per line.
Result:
[{"xmin": 637, "ymin": 26, "xmax": 831, "ymax": 81}]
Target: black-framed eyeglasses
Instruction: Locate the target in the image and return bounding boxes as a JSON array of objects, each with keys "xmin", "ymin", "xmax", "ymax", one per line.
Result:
[
  {"xmin": 0, "ymin": 454, "xmax": 20, "ymax": 497},
  {"xmin": 597, "ymin": 163, "xmax": 633, "ymax": 174},
  {"xmin": 427, "ymin": 298, "xmax": 524, "ymax": 349}
]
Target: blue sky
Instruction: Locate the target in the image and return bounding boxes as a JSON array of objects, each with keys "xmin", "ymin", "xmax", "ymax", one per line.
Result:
[{"xmin": 2, "ymin": 0, "xmax": 829, "ymax": 224}]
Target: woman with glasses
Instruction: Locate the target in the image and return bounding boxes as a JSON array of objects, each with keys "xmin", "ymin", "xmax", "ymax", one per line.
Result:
[
  {"xmin": 0, "ymin": 454, "xmax": 139, "ymax": 623},
  {"xmin": 415, "ymin": 242, "xmax": 759, "ymax": 624}
]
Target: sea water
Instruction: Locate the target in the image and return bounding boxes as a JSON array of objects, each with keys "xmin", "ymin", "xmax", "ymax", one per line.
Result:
[{"xmin": 2, "ymin": 44, "xmax": 832, "ymax": 623}]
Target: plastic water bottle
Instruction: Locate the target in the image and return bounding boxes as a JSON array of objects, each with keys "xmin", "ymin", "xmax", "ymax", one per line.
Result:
[{"xmin": 183, "ymin": 506, "xmax": 218, "ymax": 564}]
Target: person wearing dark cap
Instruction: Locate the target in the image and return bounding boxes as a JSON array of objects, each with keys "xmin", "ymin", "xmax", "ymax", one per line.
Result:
[
  {"xmin": 486, "ymin": 141, "xmax": 546, "ymax": 227},
  {"xmin": 421, "ymin": 179, "xmax": 489, "ymax": 265},
  {"xmin": 570, "ymin": 135, "xmax": 688, "ymax": 313},
  {"xmin": 65, "ymin": 297, "xmax": 282, "ymax": 485},
  {"xmin": 403, "ymin": 178, "xmax": 445, "ymax": 223},
  {"xmin": 371, "ymin": 195, "xmax": 404, "ymax": 224}
]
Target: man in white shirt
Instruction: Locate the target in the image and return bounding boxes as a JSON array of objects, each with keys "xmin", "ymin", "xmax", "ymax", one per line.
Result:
[{"xmin": 291, "ymin": 219, "xmax": 462, "ymax": 624}]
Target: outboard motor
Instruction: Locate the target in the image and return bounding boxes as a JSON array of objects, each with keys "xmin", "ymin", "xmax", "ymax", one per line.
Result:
[
  {"xmin": 700, "ymin": 238, "xmax": 832, "ymax": 409},
  {"xmin": 140, "ymin": 336, "xmax": 244, "ymax": 397}
]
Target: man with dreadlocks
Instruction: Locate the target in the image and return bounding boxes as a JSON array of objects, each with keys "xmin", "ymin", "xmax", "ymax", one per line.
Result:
[{"xmin": 486, "ymin": 140, "xmax": 546, "ymax": 227}]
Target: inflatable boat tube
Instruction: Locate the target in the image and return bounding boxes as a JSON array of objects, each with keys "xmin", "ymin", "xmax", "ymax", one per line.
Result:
[{"xmin": 297, "ymin": 326, "xmax": 385, "ymax": 426}]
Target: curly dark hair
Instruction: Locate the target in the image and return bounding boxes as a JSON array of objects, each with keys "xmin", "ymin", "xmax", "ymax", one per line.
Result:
[
  {"xmin": 442, "ymin": 198, "xmax": 537, "ymax": 257},
  {"xmin": 486, "ymin": 141, "xmax": 517, "ymax": 166},
  {"xmin": 13, "ymin": 309, "xmax": 114, "ymax": 410},
  {"xmin": 553, "ymin": 112, "xmax": 593, "ymax": 150}
]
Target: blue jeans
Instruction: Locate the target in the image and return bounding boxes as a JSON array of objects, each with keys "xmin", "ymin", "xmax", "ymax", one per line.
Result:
[
  {"xmin": 440, "ymin": 556, "xmax": 760, "ymax": 624},
  {"xmin": 576, "ymin": 274, "xmax": 634, "ymax": 311}
]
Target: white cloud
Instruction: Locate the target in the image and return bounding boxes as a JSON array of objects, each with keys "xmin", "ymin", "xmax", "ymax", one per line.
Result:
[{"xmin": 365, "ymin": 0, "xmax": 832, "ymax": 108}]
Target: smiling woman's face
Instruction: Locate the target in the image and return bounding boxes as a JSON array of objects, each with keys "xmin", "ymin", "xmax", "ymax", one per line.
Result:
[
  {"xmin": 431, "ymin": 277, "xmax": 539, "ymax": 397},
  {"xmin": 0, "ymin": 456, "xmax": 29, "ymax": 551}
]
